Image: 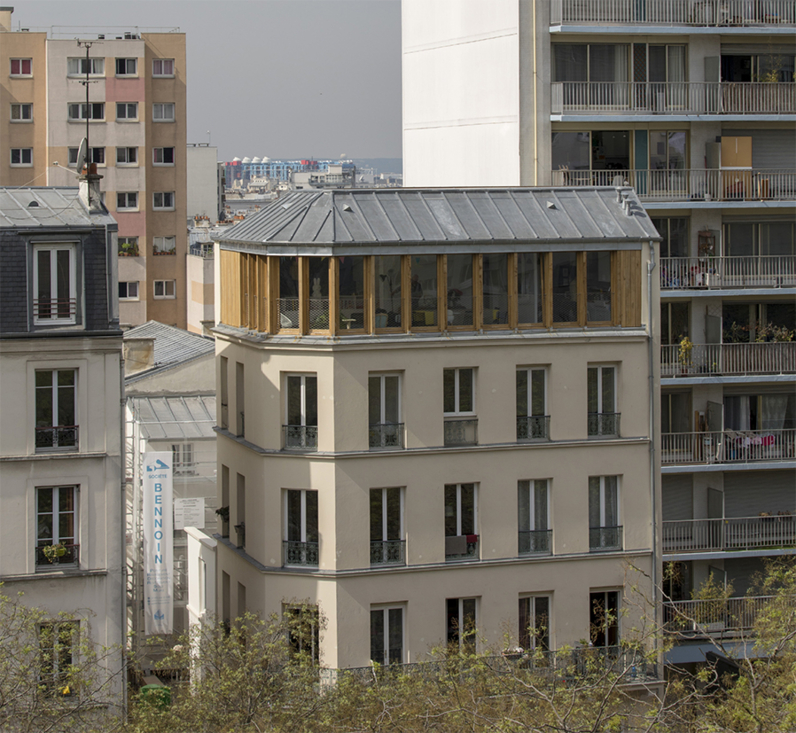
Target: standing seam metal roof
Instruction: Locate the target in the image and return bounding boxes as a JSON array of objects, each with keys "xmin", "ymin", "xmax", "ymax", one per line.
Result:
[{"xmin": 0, "ymin": 187, "xmax": 115, "ymax": 228}]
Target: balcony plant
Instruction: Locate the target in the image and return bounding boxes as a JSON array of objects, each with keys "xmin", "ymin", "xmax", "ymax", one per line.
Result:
[
  {"xmin": 118, "ymin": 240, "xmax": 139, "ymax": 257},
  {"xmin": 42, "ymin": 543, "xmax": 67, "ymax": 563},
  {"xmin": 677, "ymin": 337, "xmax": 693, "ymax": 372}
]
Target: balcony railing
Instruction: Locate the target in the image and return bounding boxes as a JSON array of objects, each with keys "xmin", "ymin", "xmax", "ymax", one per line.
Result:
[
  {"xmin": 551, "ymin": 81, "xmax": 796, "ymax": 115},
  {"xmin": 663, "ymin": 516, "xmax": 796, "ymax": 553},
  {"xmin": 35, "ymin": 425, "xmax": 78, "ymax": 451},
  {"xmin": 369, "ymin": 423, "xmax": 404, "ymax": 450},
  {"xmin": 589, "ymin": 526, "xmax": 623, "ymax": 551},
  {"xmin": 552, "ymin": 168, "xmax": 796, "ymax": 202},
  {"xmin": 518, "ymin": 529, "xmax": 553, "ymax": 555},
  {"xmin": 660, "ymin": 256, "xmax": 796, "ymax": 290},
  {"xmin": 188, "ymin": 242, "xmax": 214, "ymax": 258},
  {"xmin": 282, "ymin": 424, "xmax": 318, "ymax": 451},
  {"xmin": 551, "ymin": 0, "xmax": 796, "ymax": 26},
  {"xmin": 445, "ymin": 534, "xmax": 479, "ymax": 561},
  {"xmin": 370, "ymin": 540, "xmax": 406, "ymax": 566},
  {"xmin": 661, "ymin": 429, "xmax": 796, "ymax": 465},
  {"xmin": 662, "ymin": 342, "xmax": 796, "ymax": 377},
  {"xmin": 517, "ymin": 415, "xmax": 551, "ymax": 441},
  {"xmin": 35, "ymin": 543, "xmax": 79, "ymax": 568},
  {"xmin": 283, "ymin": 540, "xmax": 319, "ymax": 567},
  {"xmin": 663, "ymin": 595, "xmax": 775, "ymax": 634},
  {"xmin": 588, "ymin": 412, "xmax": 620, "ymax": 438},
  {"xmin": 444, "ymin": 419, "xmax": 478, "ymax": 446},
  {"xmin": 33, "ymin": 298, "xmax": 77, "ymax": 321}
]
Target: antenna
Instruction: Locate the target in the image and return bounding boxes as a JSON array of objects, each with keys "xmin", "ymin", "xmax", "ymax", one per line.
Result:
[
  {"xmin": 75, "ymin": 138, "xmax": 88, "ymax": 175},
  {"xmin": 75, "ymin": 39, "xmax": 101, "ymax": 169}
]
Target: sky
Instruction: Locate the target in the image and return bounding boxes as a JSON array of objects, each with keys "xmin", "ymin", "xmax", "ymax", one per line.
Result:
[{"xmin": 15, "ymin": 0, "xmax": 403, "ymax": 162}]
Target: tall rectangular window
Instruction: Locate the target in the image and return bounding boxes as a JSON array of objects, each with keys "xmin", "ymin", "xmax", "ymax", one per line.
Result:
[
  {"xmin": 444, "ymin": 483, "xmax": 477, "ymax": 560},
  {"xmin": 284, "ymin": 375, "xmax": 317, "ymax": 450},
  {"xmin": 374, "ymin": 255, "xmax": 402, "ymax": 329},
  {"xmin": 516, "ymin": 368, "xmax": 548, "ymax": 440},
  {"xmin": 371, "ymin": 607, "xmax": 404, "ymax": 665},
  {"xmin": 446, "ymin": 598, "xmax": 476, "ymax": 651},
  {"xmin": 519, "ymin": 596, "xmax": 550, "ymax": 652},
  {"xmin": 587, "ymin": 365, "xmax": 619, "ymax": 437},
  {"xmin": 338, "ymin": 255, "xmax": 365, "ymax": 330},
  {"xmin": 410, "ymin": 255, "xmax": 438, "ymax": 327},
  {"xmin": 368, "ymin": 373, "xmax": 402, "ymax": 449},
  {"xmin": 444, "ymin": 368, "xmax": 477, "ymax": 446},
  {"xmin": 34, "ymin": 245, "xmax": 76, "ymax": 325},
  {"xmin": 36, "ymin": 486, "xmax": 78, "ymax": 567},
  {"xmin": 552, "ymin": 252, "xmax": 578, "ymax": 323},
  {"xmin": 518, "ymin": 480, "xmax": 551, "ymax": 555},
  {"xmin": 35, "ymin": 370, "xmax": 77, "ymax": 450},
  {"xmin": 370, "ymin": 487, "xmax": 404, "ymax": 566},
  {"xmin": 517, "ymin": 252, "xmax": 544, "ymax": 325},
  {"xmin": 586, "ymin": 251, "xmax": 612, "ymax": 323},
  {"xmin": 284, "ymin": 605, "xmax": 320, "ymax": 662},
  {"xmin": 284, "ymin": 490, "xmax": 318, "ymax": 567},
  {"xmin": 589, "ymin": 476, "xmax": 621, "ymax": 551},
  {"xmin": 39, "ymin": 622, "xmax": 79, "ymax": 693},
  {"xmin": 590, "ymin": 591, "xmax": 619, "ymax": 647},
  {"xmin": 172, "ymin": 443, "xmax": 194, "ymax": 476},
  {"xmin": 446, "ymin": 254, "xmax": 475, "ymax": 327},
  {"xmin": 482, "ymin": 253, "xmax": 509, "ymax": 326}
]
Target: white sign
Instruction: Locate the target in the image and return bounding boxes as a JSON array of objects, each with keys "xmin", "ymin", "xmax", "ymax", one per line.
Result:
[
  {"xmin": 174, "ymin": 497, "xmax": 205, "ymax": 530},
  {"xmin": 143, "ymin": 452, "xmax": 173, "ymax": 635}
]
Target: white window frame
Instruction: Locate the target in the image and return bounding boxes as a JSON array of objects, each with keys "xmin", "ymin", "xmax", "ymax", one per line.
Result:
[
  {"xmin": 153, "ymin": 280, "xmax": 176, "ymax": 299},
  {"xmin": 516, "ymin": 367, "xmax": 547, "ymax": 417},
  {"xmin": 68, "ymin": 146, "xmax": 104, "ymax": 167},
  {"xmin": 10, "ymin": 103, "xmax": 32, "ymax": 122},
  {"xmin": 67, "ymin": 57, "xmax": 104, "ymax": 77},
  {"xmin": 36, "ymin": 485, "xmax": 78, "ymax": 562},
  {"xmin": 116, "ymin": 147, "xmax": 138, "ymax": 165},
  {"xmin": 116, "ymin": 192, "xmax": 138, "ymax": 211},
  {"xmin": 588, "ymin": 365, "xmax": 616, "ymax": 415},
  {"xmin": 369, "ymin": 373, "xmax": 401, "ymax": 425},
  {"xmin": 518, "ymin": 595, "xmax": 551, "ymax": 652},
  {"xmin": 152, "ymin": 102, "xmax": 175, "ymax": 122},
  {"xmin": 38, "ymin": 621, "xmax": 79, "ymax": 692},
  {"xmin": 10, "ymin": 148, "xmax": 32, "ymax": 166},
  {"xmin": 285, "ymin": 374, "xmax": 317, "ymax": 428},
  {"xmin": 447, "ymin": 597, "xmax": 477, "ymax": 650},
  {"xmin": 115, "ymin": 57, "xmax": 137, "ymax": 76},
  {"xmin": 283, "ymin": 489, "xmax": 318, "ymax": 544},
  {"xmin": 172, "ymin": 443, "xmax": 195, "ymax": 476},
  {"xmin": 118, "ymin": 281, "xmax": 139, "ymax": 300},
  {"xmin": 445, "ymin": 483, "xmax": 477, "ymax": 536},
  {"xmin": 589, "ymin": 476, "xmax": 620, "ymax": 529},
  {"xmin": 33, "ymin": 244, "xmax": 76, "ymax": 325},
  {"xmin": 35, "ymin": 369, "xmax": 78, "ymax": 451},
  {"xmin": 67, "ymin": 102, "xmax": 105, "ymax": 121},
  {"xmin": 443, "ymin": 367, "xmax": 476, "ymax": 416},
  {"xmin": 370, "ymin": 605, "xmax": 405, "ymax": 666},
  {"xmin": 518, "ymin": 479, "xmax": 550, "ymax": 532},
  {"xmin": 10, "ymin": 58, "xmax": 32, "ymax": 77},
  {"xmin": 153, "ymin": 147, "xmax": 175, "ymax": 166},
  {"xmin": 370, "ymin": 487, "xmax": 404, "ymax": 543},
  {"xmin": 153, "ymin": 236, "xmax": 176, "ymax": 255},
  {"xmin": 152, "ymin": 58, "xmax": 175, "ymax": 77},
  {"xmin": 153, "ymin": 191, "xmax": 175, "ymax": 210},
  {"xmin": 118, "ymin": 236, "xmax": 139, "ymax": 256},
  {"xmin": 115, "ymin": 102, "xmax": 138, "ymax": 121}
]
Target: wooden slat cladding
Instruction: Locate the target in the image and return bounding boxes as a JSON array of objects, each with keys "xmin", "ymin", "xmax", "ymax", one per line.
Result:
[
  {"xmin": 616, "ymin": 250, "xmax": 642, "ymax": 327},
  {"xmin": 219, "ymin": 249, "xmax": 242, "ymax": 328}
]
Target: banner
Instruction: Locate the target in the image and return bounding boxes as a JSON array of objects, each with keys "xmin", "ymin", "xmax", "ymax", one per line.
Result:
[{"xmin": 143, "ymin": 452, "xmax": 173, "ymax": 635}]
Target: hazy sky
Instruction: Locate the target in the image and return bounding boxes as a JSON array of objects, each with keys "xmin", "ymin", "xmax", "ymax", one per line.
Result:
[{"xmin": 16, "ymin": 0, "xmax": 403, "ymax": 161}]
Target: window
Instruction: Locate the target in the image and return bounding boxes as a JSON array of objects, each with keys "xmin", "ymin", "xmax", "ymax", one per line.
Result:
[
  {"xmin": 118, "ymin": 281, "xmax": 139, "ymax": 300},
  {"xmin": 153, "ymin": 191, "xmax": 175, "ymax": 210},
  {"xmin": 10, "ymin": 148, "xmax": 32, "ymax": 166},
  {"xmin": 39, "ymin": 621, "xmax": 79, "ymax": 694},
  {"xmin": 10, "ymin": 58, "xmax": 32, "ymax": 76},
  {"xmin": 370, "ymin": 488, "xmax": 404, "ymax": 565},
  {"xmin": 410, "ymin": 255, "xmax": 439, "ymax": 328},
  {"xmin": 517, "ymin": 252, "xmax": 544, "ymax": 325},
  {"xmin": 115, "ymin": 57, "xmax": 137, "ymax": 76},
  {"xmin": 587, "ymin": 365, "xmax": 619, "ymax": 437},
  {"xmin": 36, "ymin": 486, "xmax": 78, "ymax": 566},
  {"xmin": 116, "ymin": 147, "xmax": 137, "ymax": 165},
  {"xmin": 590, "ymin": 591, "xmax": 619, "ymax": 647},
  {"xmin": 153, "ymin": 147, "xmax": 175, "ymax": 165},
  {"xmin": 589, "ymin": 476, "xmax": 621, "ymax": 551},
  {"xmin": 482, "ymin": 253, "xmax": 510, "ymax": 326},
  {"xmin": 68, "ymin": 102, "xmax": 104, "ymax": 121},
  {"xmin": 552, "ymin": 252, "xmax": 578, "ymax": 323},
  {"xmin": 586, "ymin": 251, "xmax": 612, "ymax": 323},
  {"xmin": 519, "ymin": 596, "xmax": 550, "ymax": 652},
  {"xmin": 35, "ymin": 369, "xmax": 77, "ymax": 451},
  {"xmin": 153, "ymin": 236, "xmax": 176, "ymax": 255},
  {"xmin": 10, "ymin": 103, "xmax": 32, "ymax": 121},
  {"xmin": 34, "ymin": 244, "xmax": 76, "ymax": 324},
  {"xmin": 116, "ymin": 102, "xmax": 138, "ymax": 120},
  {"xmin": 67, "ymin": 57, "xmax": 104, "ymax": 76},
  {"xmin": 152, "ymin": 102, "xmax": 175, "ymax": 121},
  {"xmin": 446, "ymin": 253, "xmax": 475, "ymax": 327},
  {"xmin": 445, "ymin": 483, "xmax": 478, "ymax": 560},
  {"xmin": 68, "ymin": 146, "xmax": 104, "ymax": 166},
  {"xmin": 518, "ymin": 480, "xmax": 551, "ymax": 555},
  {"xmin": 369, "ymin": 373, "xmax": 402, "ymax": 449},
  {"xmin": 371, "ymin": 607, "xmax": 404, "ymax": 665},
  {"xmin": 152, "ymin": 58, "xmax": 175, "ymax": 77},
  {"xmin": 516, "ymin": 368, "xmax": 548, "ymax": 440},
  {"xmin": 446, "ymin": 598, "xmax": 476, "ymax": 651},
  {"xmin": 116, "ymin": 192, "xmax": 138, "ymax": 211},
  {"xmin": 652, "ymin": 218, "xmax": 689, "ymax": 259},
  {"xmin": 285, "ymin": 605, "xmax": 320, "ymax": 662},
  {"xmin": 284, "ymin": 490, "xmax": 318, "ymax": 566},
  {"xmin": 172, "ymin": 443, "xmax": 195, "ymax": 476},
  {"xmin": 153, "ymin": 280, "xmax": 176, "ymax": 299},
  {"xmin": 661, "ymin": 302, "xmax": 689, "ymax": 346},
  {"xmin": 284, "ymin": 375, "xmax": 317, "ymax": 450},
  {"xmin": 118, "ymin": 237, "xmax": 139, "ymax": 256},
  {"xmin": 374, "ymin": 254, "xmax": 402, "ymax": 329},
  {"xmin": 444, "ymin": 368, "xmax": 476, "ymax": 446}
]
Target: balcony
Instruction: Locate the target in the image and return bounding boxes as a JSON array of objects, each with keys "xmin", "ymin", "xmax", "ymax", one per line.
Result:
[
  {"xmin": 518, "ymin": 529, "xmax": 553, "ymax": 555},
  {"xmin": 662, "ymin": 343, "xmax": 796, "ymax": 378},
  {"xmin": 551, "ymin": 0, "xmax": 796, "ymax": 27},
  {"xmin": 33, "ymin": 298, "xmax": 77, "ymax": 322},
  {"xmin": 444, "ymin": 419, "xmax": 478, "ymax": 447},
  {"xmin": 589, "ymin": 526, "xmax": 623, "ymax": 551},
  {"xmin": 368, "ymin": 423, "xmax": 404, "ymax": 450},
  {"xmin": 661, "ymin": 256, "xmax": 796, "ymax": 290},
  {"xmin": 35, "ymin": 425, "xmax": 78, "ymax": 451},
  {"xmin": 188, "ymin": 242, "xmax": 214, "ymax": 258},
  {"xmin": 370, "ymin": 540, "xmax": 406, "ymax": 566},
  {"xmin": 283, "ymin": 540, "xmax": 319, "ymax": 567},
  {"xmin": 445, "ymin": 534, "xmax": 479, "ymax": 561},
  {"xmin": 551, "ymin": 81, "xmax": 796, "ymax": 116},
  {"xmin": 282, "ymin": 424, "xmax": 318, "ymax": 451},
  {"xmin": 663, "ymin": 516, "xmax": 796, "ymax": 553},
  {"xmin": 663, "ymin": 595, "xmax": 774, "ymax": 635},
  {"xmin": 517, "ymin": 415, "xmax": 551, "ymax": 441},
  {"xmin": 661, "ymin": 429, "xmax": 796, "ymax": 466},
  {"xmin": 588, "ymin": 412, "xmax": 621, "ymax": 438},
  {"xmin": 35, "ymin": 543, "xmax": 79, "ymax": 568}
]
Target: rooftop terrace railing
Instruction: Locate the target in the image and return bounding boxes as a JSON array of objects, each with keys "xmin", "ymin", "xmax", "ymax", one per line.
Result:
[
  {"xmin": 660, "ymin": 256, "xmax": 796, "ymax": 290},
  {"xmin": 661, "ymin": 342, "xmax": 796, "ymax": 377}
]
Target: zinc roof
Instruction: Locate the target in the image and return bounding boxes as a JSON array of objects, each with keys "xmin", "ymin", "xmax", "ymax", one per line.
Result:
[
  {"xmin": 128, "ymin": 395, "xmax": 216, "ymax": 441},
  {"xmin": 124, "ymin": 320, "xmax": 215, "ymax": 384},
  {"xmin": 0, "ymin": 187, "xmax": 115, "ymax": 229}
]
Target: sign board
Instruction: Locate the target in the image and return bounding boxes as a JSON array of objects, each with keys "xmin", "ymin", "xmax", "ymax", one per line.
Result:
[
  {"xmin": 143, "ymin": 452, "xmax": 173, "ymax": 635},
  {"xmin": 174, "ymin": 497, "xmax": 205, "ymax": 530}
]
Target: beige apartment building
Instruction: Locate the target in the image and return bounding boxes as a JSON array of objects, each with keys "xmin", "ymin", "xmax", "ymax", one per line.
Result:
[
  {"xmin": 0, "ymin": 7, "xmax": 187, "ymax": 329},
  {"xmin": 212, "ymin": 188, "xmax": 661, "ymax": 672}
]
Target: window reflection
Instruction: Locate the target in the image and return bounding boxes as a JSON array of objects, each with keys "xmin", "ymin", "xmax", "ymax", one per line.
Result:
[
  {"xmin": 375, "ymin": 255, "xmax": 402, "ymax": 329},
  {"xmin": 278, "ymin": 256, "xmax": 299, "ymax": 330},
  {"xmin": 411, "ymin": 256, "xmax": 438, "ymax": 327},
  {"xmin": 482, "ymin": 253, "xmax": 509, "ymax": 327},
  {"xmin": 308, "ymin": 257, "xmax": 329, "ymax": 330},
  {"xmin": 552, "ymin": 252, "xmax": 578, "ymax": 323},
  {"xmin": 339, "ymin": 256, "xmax": 365, "ymax": 330},
  {"xmin": 586, "ymin": 251, "xmax": 611, "ymax": 322},
  {"xmin": 517, "ymin": 253, "xmax": 543, "ymax": 325},
  {"xmin": 447, "ymin": 254, "xmax": 474, "ymax": 327}
]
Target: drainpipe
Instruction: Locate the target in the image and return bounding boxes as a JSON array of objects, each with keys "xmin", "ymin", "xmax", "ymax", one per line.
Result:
[
  {"xmin": 647, "ymin": 240, "xmax": 659, "ymax": 655},
  {"xmin": 532, "ymin": 0, "xmax": 538, "ymax": 185},
  {"xmin": 119, "ymin": 334, "xmax": 128, "ymax": 714}
]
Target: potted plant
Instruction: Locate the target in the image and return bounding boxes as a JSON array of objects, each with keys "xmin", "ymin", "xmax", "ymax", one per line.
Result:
[
  {"xmin": 678, "ymin": 337, "xmax": 693, "ymax": 373},
  {"xmin": 42, "ymin": 543, "xmax": 67, "ymax": 563}
]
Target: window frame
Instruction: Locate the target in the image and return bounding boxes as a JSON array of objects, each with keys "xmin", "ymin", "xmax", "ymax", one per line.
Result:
[
  {"xmin": 152, "ymin": 102, "xmax": 175, "ymax": 122},
  {"xmin": 153, "ymin": 147, "xmax": 175, "ymax": 166},
  {"xmin": 588, "ymin": 475, "xmax": 622, "ymax": 552},
  {"xmin": 443, "ymin": 367, "xmax": 475, "ymax": 416},
  {"xmin": 589, "ymin": 590, "xmax": 620, "ymax": 647},
  {"xmin": 172, "ymin": 443, "xmax": 195, "ymax": 476},
  {"xmin": 118, "ymin": 236, "xmax": 139, "ymax": 257},
  {"xmin": 516, "ymin": 366, "xmax": 548, "ymax": 440},
  {"xmin": 153, "ymin": 280, "xmax": 176, "ymax": 299},
  {"xmin": 587, "ymin": 364, "xmax": 619, "ymax": 437},
  {"xmin": 38, "ymin": 621, "xmax": 79, "ymax": 694},
  {"xmin": 518, "ymin": 595, "xmax": 551, "ymax": 652},
  {"xmin": 370, "ymin": 487, "xmax": 404, "ymax": 544},
  {"xmin": 444, "ymin": 482, "xmax": 478, "ymax": 560},
  {"xmin": 152, "ymin": 58, "xmax": 175, "ymax": 77},
  {"xmin": 115, "ymin": 102, "xmax": 138, "ymax": 121},
  {"xmin": 118, "ymin": 281, "xmax": 139, "ymax": 300},
  {"xmin": 368, "ymin": 372, "xmax": 402, "ymax": 449},
  {"xmin": 446, "ymin": 597, "xmax": 477, "ymax": 651},
  {"xmin": 67, "ymin": 57, "xmax": 104, "ymax": 77},
  {"xmin": 35, "ymin": 369, "xmax": 78, "ymax": 452},
  {"xmin": 116, "ymin": 146, "xmax": 138, "ymax": 166},
  {"xmin": 283, "ymin": 489, "xmax": 319, "ymax": 566},
  {"xmin": 518, "ymin": 479, "xmax": 550, "ymax": 535},
  {"xmin": 370, "ymin": 605, "xmax": 405, "ymax": 666},
  {"xmin": 153, "ymin": 191, "xmax": 175, "ymax": 210},
  {"xmin": 68, "ymin": 146, "xmax": 104, "ymax": 167},
  {"xmin": 33, "ymin": 244, "xmax": 77, "ymax": 325},
  {"xmin": 67, "ymin": 102, "xmax": 105, "ymax": 121},
  {"xmin": 284, "ymin": 374, "xmax": 317, "ymax": 429},
  {"xmin": 36, "ymin": 485, "xmax": 78, "ymax": 567},
  {"xmin": 115, "ymin": 57, "xmax": 138, "ymax": 76},
  {"xmin": 10, "ymin": 147, "xmax": 32, "ymax": 166},
  {"xmin": 10, "ymin": 58, "xmax": 32, "ymax": 77},
  {"xmin": 153, "ymin": 236, "xmax": 176, "ymax": 255},
  {"xmin": 10, "ymin": 103, "xmax": 32, "ymax": 122},
  {"xmin": 116, "ymin": 192, "xmax": 138, "ymax": 211}
]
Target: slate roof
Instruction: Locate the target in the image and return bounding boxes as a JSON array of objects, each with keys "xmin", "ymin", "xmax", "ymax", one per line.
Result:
[
  {"xmin": 124, "ymin": 320, "xmax": 214, "ymax": 384},
  {"xmin": 0, "ymin": 187, "xmax": 115, "ymax": 229},
  {"xmin": 128, "ymin": 395, "xmax": 216, "ymax": 441},
  {"xmin": 218, "ymin": 188, "xmax": 660, "ymax": 252}
]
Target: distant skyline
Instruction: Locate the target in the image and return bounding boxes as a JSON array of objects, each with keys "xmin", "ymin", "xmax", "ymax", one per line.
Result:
[{"xmin": 17, "ymin": 1, "xmax": 402, "ymax": 162}]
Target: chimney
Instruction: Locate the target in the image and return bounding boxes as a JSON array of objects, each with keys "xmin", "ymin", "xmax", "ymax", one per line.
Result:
[
  {"xmin": 123, "ymin": 337, "xmax": 155, "ymax": 376},
  {"xmin": 78, "ymin": 165, "xmax": 104, "ymax": 213},
  {"xmin": 0, "ymin": 7, "xmax": 14, "ymax": 32}
]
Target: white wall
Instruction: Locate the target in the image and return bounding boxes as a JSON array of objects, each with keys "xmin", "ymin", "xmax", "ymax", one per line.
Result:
[{"xmin": 187, "ymin": 145, "xmax": 219, "ymax": 218}]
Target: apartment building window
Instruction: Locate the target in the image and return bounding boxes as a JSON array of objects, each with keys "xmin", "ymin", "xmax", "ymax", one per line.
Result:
[
  {"xmin": 445, "ymin": 483, "xmax": 478, "ymax": 560},
  {"xmin": 518, "ymin": 480, "xmax": 551, "ymax": 555},
  {"xmin": 116, "ymin": 192, "xmax": 138, "ymax": 211},
  {"xmin": 116, "ymin": 147, "xmax": 137, "ymax": 165},
  {"xmin": 153, "ymin": 236, "xmax": 176, "ymax": 256},
  {"xmin": 153, "ymin": 147, "xmax": 175, "ymax": 165},
  {"xmin": 10, "ymin": 103, "xmax": 32, "ymax": 121},
  {"xmin": 116, "ymin": 102, "xmax": 138, "ymax": 121},
  {"xmin": 651, "ymin": 218, "xmax": 688, "ymax": 259},
  {"xmin": 10, "ymin": 58, "xmax": 32, "ymax": 76},
  {"xmin": 588, "ymin": 365, "xmax": 619, "ymax": 437},
  {"xmin": 590, "ymin": 591, "xmax": 619, "ymax": 647},
  {"xmin": 172, "ymin": 443, "xmax": 195, "ymax": 476},
  {"xmin": 153, "ymin": 280, "xmax": 176, "ymax": 299},
  {"xmin": 68, "ymin": 103, "xmax": 104, "ymax": 121},
  {"xmin": 118, "ymin": 236, "xmax": 139, "ymax": 257},
  {"xmin": 586, "ymin": 251, "xmax": 612, "ymax": 323},
  {"xmin": 519, "ymin": 596, "xmax": 550, "ymax": 652},
  {"xmin": 661, "ymin": 302, "xmax": 689, "ymax": 346},
  {"xmin": 10, "ymin": 148, "xmax": 32, "ymax": 166},
  {"xmin": 371, "ymin": 607, "xmax": 404, "ymax": 665},
  {"xmin": 153, "ymin": 192, "xmax": 175, "ymax": 210},
  {"xmin": 725, "ymin": 221, "xmax": 795, "ymax": 257},
  {"xmin": 33, "ymin": 244, "xmax": 76, "ymax": 324},
  {"xmin": 589, "ymin": 476, "xmax": 621, "ymax": 551},
  {"xmin": 39, "ymin": 621, "xmax": 79, "ymax": 693},
  {"xmin": 152, "ymin": 102, "xmax": 175, "ymax": 122},
  {"xmin": 35, "ymin": 370, "xmax": 77, "ymax": 451},
  {"xmin": 68, "ymin": 146, "xmax": 104, "ymax": 166},
  {"xmin": 446, "ymin": 598, "xmax": 476, "ymax": 651},
  {"xmin": 482, "ymin": 253, "xmax": 510, "ymax": 327},
  {"xmin": 517, "ymin": 252, "xmax": 544, "ymax": 326},
  {"xmin": 443, "ymin": 368, "xmax": 477, "ymax": 446},
  {"xmin": 152, "ymin": 58, "xmax": 175, "ymax": 77},
  {"xmin": 118, "ymin": 281, "xmax": 139, "ymax": 300},
  {"xmin": 369, "ymin": 373, "xmax": 402, "ymax": 449},
  {"xmin": 284, "ymin": 374, "xmax": 317, "ymax": 450},
  {"xmin": 552, "ymin": 252, "xmax": 578, "ymax": 323},
  {"xmin": 446, "ymin": 253, "xmax": 475, "ymax": 328},
  {"xmin": 285, "ymin": 605, "xmax": 320, "ymax": 662},
  {"xmin": 516, "ymin": 367, "xmax": 549, "ymax": 440},
  {"xmin": 36, "ymin": 486, "xmax": 78, "ymax": 567},
  {"xmin": 115, "ymin": 57, "xmax": 137, "ymax": 76},
  {"xmin": 410, "ymin": 254, "xmax": 439, "ymax": 327},
  {"xmin": 370, "ymin": 487, "xmax": 404, "ymax": 566},
  {"xmin": 283, "ymin": 490, "xmax": 319, "ymax": 567},
  {"xmin": 374, "ymin": 254, "xmax": 402, "ymax": 330},
  {"xmin": 67, "ymin": 57, "xmax": 104, "ymax": 76}
]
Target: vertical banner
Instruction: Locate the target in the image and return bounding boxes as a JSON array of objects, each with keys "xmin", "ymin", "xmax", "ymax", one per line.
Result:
[{"xmin": 143, "ymin": 452, "xmax": 173, "ymax": 634}]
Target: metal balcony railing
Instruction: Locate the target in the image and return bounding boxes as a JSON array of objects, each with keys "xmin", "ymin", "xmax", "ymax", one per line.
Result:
[
  {"xmin": 551, "ymin": 0, "xmax": 796, "ymax": 26},
  {"xmin": 662, "ymin": 343, "xmax": 796, "ymax": 377},
  {"xmin": 663, "ymin": 516, "xmax": 796, "ymax": 553},
  {"xmin": 35, "ymin": 543, "xmax": 79, "ymax": 568},
  {"xmin": 444, "ymin": 419, "xmax": 478, "ymax": 446},
  {"xmin": 369, "ymin": 423, "xmax": 404, "ymax": 449},
  {"xmin": 663, "ymin": 595, "xmax": 775, "ymax": 634},
  {"xmin": 370, "ymin": 540, "xmax": 406, "ymax": 566},
  {"xmin": 188, "ymin": 243, "xmax": 214, "ymax": 258},
  {"xmin": 445, "ymin": 535, "xmax": 479, "ymax": 561},
  {"xmin": 589, "ymin": 526, "xmax": 623, "ymax": 551},
  {"xmin": 33, "ymin": 298, "xmax": 77, "ymax": 321},
  {"xmin": 551, "ymin": 81, "xmax": 796, "ymax": 115},
  {"xmin": 588, "ymin": 412, "xmax": 620, "ymax": 438},
  {"xmin": 661, "ymin": 429, "xmax": 796, "ymax": 465},
  {"xmin": 660, "ymin": 256, "xmax": 796, "ymax": 290},
  {"xmin": 518, "ymin": 529, "xmax": 553, "ymax": 555},
  {"xmin": 283, "ymin": 540, "xmax": 319, "ymax": 567},
  {"xmin": 283, "ymin": 424, "xmax": 318, "ymax": 451},
  {"xmin": 517, "ymin": 415, "xmax": 551, "ymax": 441},
  {"xmin": 35, "ymin": 425, "xmax": 78, "ymax": 451}
]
